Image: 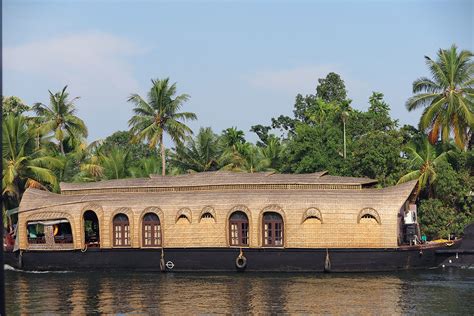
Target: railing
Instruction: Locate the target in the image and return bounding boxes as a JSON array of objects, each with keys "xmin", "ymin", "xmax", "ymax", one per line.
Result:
[
  {"xmin": 54, "ymin": 235, "xmax": 74, "ymax": 244},
  {"xmin": 28, "ymin": 236, "xmax": 46, "ymax": 244}
]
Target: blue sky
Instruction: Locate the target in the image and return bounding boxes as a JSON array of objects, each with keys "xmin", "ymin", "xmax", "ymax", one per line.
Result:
[{"xmin": 3, "ymin": 0, "xmax": 473, "ymax": 144}]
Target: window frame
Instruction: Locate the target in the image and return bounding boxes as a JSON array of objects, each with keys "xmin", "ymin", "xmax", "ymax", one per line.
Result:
[
  {"xmin": 229, "ymin": 212, "xmax": 249, "ymax": 247},
  {"xmin": 113, "ymin": 214, "xmax": 131, "ymax": 247},
  {"xmin": 262, "ymin": 212, "xmax": 284, "ymax": 247},
  {"xmin": 142, "ymin": 213, "xmax": 162, "ymax": 247}
]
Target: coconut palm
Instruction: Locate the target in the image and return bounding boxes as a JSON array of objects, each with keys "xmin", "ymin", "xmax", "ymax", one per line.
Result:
[
  {"xmin": 171, "ymin": 127, "xmax": 221, "ymax": 173},
  {"xmin": 221, "ymin": 143, "xmax": 270, "ymax": 173},
  {"xmin": 261, "ymin": 136, "xmax": 284, "ymax": 170},
  {"xmin": 129, "ymin": 157, "xmax": 162, "ymax": 178},
  {"xmin": 2, "ymin": 115, "xmax": 63, "ymax": 207},
  {"xmin": 128, "ymin": 78, "xmax": 197, "ymax": 176},
  {"xmin": 79, "ymin": 145, "xmax": 131, "ymax": 181},
  {"xmin": 221, "ymin": 127, "xmax": 246, "ymax": 150},
  {"xmin": 397, "ymin": 139, "xmax": 450, "ymax": 195},
  {"xmin": 32, "ymin": 86, "xmax": 88, "ymax": 155},
  {"xmin": 406, "ymin": 45, "xmax": 474, "ymax": 149}
]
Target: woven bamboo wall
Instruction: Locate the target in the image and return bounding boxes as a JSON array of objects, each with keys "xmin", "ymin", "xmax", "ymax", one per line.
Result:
[{"xmin": 17, "ymin": 181, "xmax": 416, "ymax": 250}]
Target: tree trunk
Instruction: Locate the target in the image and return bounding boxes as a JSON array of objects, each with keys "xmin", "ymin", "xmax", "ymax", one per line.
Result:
[
  {"xmin": 160, "ymin": 134, "xmax": 166, "ymax": 176},
  {"xmin": 343, "ymin": 119, "xmax": 347, "ymax": 159},
  {"xmin": 59, "ymin": 140, "xmax": 65, "ymax": 155}
]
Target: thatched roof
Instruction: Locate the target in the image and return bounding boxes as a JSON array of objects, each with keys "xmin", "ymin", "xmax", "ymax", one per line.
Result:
[
  {"xmin": 60, "ymin": 171, "xmax": 377, "ymax": 193},
  {"xmin": 21, "ymin": 180, "xmax": 417, "ymax": 214}
]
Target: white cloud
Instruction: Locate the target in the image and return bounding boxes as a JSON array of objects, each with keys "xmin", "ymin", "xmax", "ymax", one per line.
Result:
[{"xmin": 3, "ymin": 31, "xmax": 144, "ymax": 140}]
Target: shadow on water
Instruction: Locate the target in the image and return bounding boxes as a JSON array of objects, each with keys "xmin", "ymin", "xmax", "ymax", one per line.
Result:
[{"xmin": 5, "ymin": 267, "xmax": 474, "ymax": 314}]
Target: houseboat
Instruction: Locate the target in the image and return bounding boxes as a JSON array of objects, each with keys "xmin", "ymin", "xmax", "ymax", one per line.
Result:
[{"xmin": 6, "ymin": 171, "xmax": 465, "ymax": 272}]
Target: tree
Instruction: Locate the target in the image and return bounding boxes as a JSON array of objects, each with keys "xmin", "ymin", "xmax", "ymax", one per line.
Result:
[
  {"xmin": 316, "ymin": 72, "xmax": 347, "ymax": 103},
  {"xmin": 128, "ymin": 78, "xmax": 197, "ymax": 176},
  {"xmin": 221, "ymin": 142, "xmax": 270, "ymax": 173},
  {"xmin": 406, "ymin": 45, "xmax": 474, "ymax": 149},
  {"xmin": 129, "ymin": 157, "xmax": 162, "ymax": 178},
  {"xmin": 250, "ymin": 124, "xmax": 271, "ymax": 147},
  {"xmin": 221, "ymin": 127, "xmax": 246, "ymax": 149},
  {"xmin": 101, "ymin": 131, "xmax": 159, "ymax": 169},
  {"xmin": 171, "ymin": 127, "xmax": 222, "ymax": 173},
  {"xmin": 79, "ymin": 146, "xmax": 131, "ymax": 181},
  {"xmin": 397, "ymin": 139, "xmax": 450, "ymax": 195},
  {"xmin": 261, "ymin": 136, "xmax": 284, "ymax": 171},
  {"xmin": 350, "ymin": 131, "xmax": 404, "ymax": 186},
  {"xmin": 32, "ymin": 86, "xmax": 88, "ymax": 155},
  {"xmin": 2, "ymin": 115, "xmax": 63, "ymax": 208},
  {"xmin": 99, "ymin": 147, "xmax": 131, "ymax": 180},
  {"xmin": 2, "ymin": 96, "xmax": 30, "ymax": 117}
]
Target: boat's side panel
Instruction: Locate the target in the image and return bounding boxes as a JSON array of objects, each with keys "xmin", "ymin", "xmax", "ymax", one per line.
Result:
[{"xmin": 11, "ymin": 247, "xmax": 449, "ymax": 272}]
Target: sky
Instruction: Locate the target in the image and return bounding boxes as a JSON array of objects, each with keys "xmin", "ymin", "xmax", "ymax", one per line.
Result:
[{"xmin": 3, "ymin": 0, "xmax": 473, "ymax": 145}]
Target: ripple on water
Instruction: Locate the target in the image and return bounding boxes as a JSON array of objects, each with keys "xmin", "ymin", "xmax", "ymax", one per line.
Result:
[{"xmin": 5, "ymin": 269, "xmax": 474, "ymax": 314}]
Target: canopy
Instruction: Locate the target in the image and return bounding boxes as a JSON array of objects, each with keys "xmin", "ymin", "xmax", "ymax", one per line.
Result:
[{"xmin": 27, "ymin": 219, "xmax": 69, "ymax": 226}]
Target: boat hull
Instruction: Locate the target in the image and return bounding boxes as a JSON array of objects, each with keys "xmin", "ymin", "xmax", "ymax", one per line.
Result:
[{"xmin": 4, "ymin": 244, "xmax": 456, "ymax": 272}]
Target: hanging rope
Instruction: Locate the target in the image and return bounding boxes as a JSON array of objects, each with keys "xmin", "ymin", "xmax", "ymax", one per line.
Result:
[
  {"xmin": 324, "ymin": 248, "xmax": 331, "ymax": 272},
  {"xmin": 160, "ymin": 247, "xmax": 166, "ymax": 272}
]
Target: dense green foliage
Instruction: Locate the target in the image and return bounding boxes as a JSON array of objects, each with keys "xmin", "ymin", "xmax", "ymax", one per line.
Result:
[{"xmin": 2, "ymin": 45, "xmax": 473, "ymax": 238}]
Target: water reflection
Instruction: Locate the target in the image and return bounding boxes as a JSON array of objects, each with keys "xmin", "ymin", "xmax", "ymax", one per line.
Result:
[{"xmin": 5, "ymin": 269, "xmax": 474, "ymax": 314}]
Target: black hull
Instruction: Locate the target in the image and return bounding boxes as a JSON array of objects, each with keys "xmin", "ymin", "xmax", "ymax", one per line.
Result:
[{"xmin": 4, "ymin": 245, "xmax": 457, "ymax": 272}]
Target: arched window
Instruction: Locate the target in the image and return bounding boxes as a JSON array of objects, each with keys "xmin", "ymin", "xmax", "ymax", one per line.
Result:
[
  {"xmin": 262, "ymin": 212, "xmax": 284, "ymax": 246},
  {"xmin": 53, "ymin": 221, "xmax": 73, "ymax": 244},
  {"xmin": 113, "ymin": 213, "xmax": 130, "ymax": 246},
  {"xmin": 177, "ymin": 214, "xmax": 190, "ymax": 223},
  {"xmin": 84, "ymin": 210, "xmax": 100, "ymax": 247},
  {"xmin": 302, "ymin": 208, "xmax": 323, "ymax": 224},
  {"xmin": 202, "ymin": 212, "xmax": 214, "ymax": 219},
  {"xmin": 142, "ymin": 213, "xmax": 161, "ymax": 247},
  {"xmin": 27, "ymin": 222, "xmax": 46, "ymax": 244},
  {"xmin": 360, "ymin": 214, "xmax": 378, "ymax": 223},
  {"xmin": 357, "ymin": 208, "xmax": 381, "ymax": 224},
  {"xmin": 176, "ymin": 208, "xmax": 192, "ymax": 224},
  {"xmin": 229, "ymin": 211, "xmax": 249, "ymax": 246}
]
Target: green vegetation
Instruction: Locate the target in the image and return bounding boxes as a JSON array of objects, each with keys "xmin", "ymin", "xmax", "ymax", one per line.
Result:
[
  {"xmin": 2, "ymin": 45, "xmax": 473, "ymax": 239},
  {"xmin": 128, "ymin": 78, "xmax": 197, "ymax": 176}
]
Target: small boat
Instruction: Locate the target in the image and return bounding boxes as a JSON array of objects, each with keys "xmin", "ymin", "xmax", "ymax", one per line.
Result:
[{"xmin": 4, "ymin": 171, "xmax": 470, "ymax": 272}]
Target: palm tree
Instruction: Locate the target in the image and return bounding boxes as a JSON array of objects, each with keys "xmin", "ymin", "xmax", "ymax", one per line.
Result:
[
  {"xmin": 99, "ymin": 147, "xmax": 130, "ymax": 180},
  {"xmin": 128, "ymin": 78, "xmax": 197, "ymax": 176},
  {"xmin": 221, "ymin": 143, "xmax": 270, "ymax": 173},
  {"xmin": 79, "ymin": 145, "xmax": 131, "ymax": 181},
  {"xmin": 171, "ymin": 127, "xmax": 221, "ymax": 173},
  {"xmin": 406, "ymin": 45, "xmax": 474, "ymax": 149},
  {"xmin": 261, "ymin": 136, "xmax": 284, "ymax": 170},
  {"xmin": 129, "ymin": 157, "xmax": 162, "ymax": 178},
  {"xmin": 2, "ymin": 115, "xmax": 63, "ymax": 207},
  {"xmin": 32, "ymin": 86, "xmax": 88, "ymax": 155},
  {"xmin": 397, "ymin": 139, "xmax": 450, "ymax": 195}
]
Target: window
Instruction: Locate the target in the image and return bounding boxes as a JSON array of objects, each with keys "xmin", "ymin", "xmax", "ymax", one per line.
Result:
[
  {"xmin": 262, "ymin": 212, "xmax": 284, "ymax": 246},
  {"xmin": 27, "ymin": 222, "xmax": 46, "ymax": 244},
  {"xmin": 358, "ymin": 208, "xmax": 381, "ymax": 224},
  {"xmin": 229, "ymin": 211, "xmax": 249, "ymax": 246},
  {"xmin": 53, "ymin": 222, "xmax": 73, "ymax": 244},
  {"xmin": 201, "ymin": 212, "xmax": 214, "ymax": 219},
  {"xmin": 113, "ymin": 213, "xmax": 130, "ymax": 246},
  {"xmin": 142, "ymin": 213, "xmax": 161, "ymax": 247},
  {"xmin": 360, "ymin": 214, "xmax": 378, "ymax": 224},
  {"xmin": 177, "ymin": 214, "xmax": 190, "ymax": 223},
  {"xmin": 84, "ymin": 210, "xmax": 100, "ymax": 247}
]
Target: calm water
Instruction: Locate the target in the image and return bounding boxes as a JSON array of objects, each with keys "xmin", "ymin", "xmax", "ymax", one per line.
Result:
[{"xmin": 5, "ymin": 267, "xmax": 474, "ymax": 315}]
